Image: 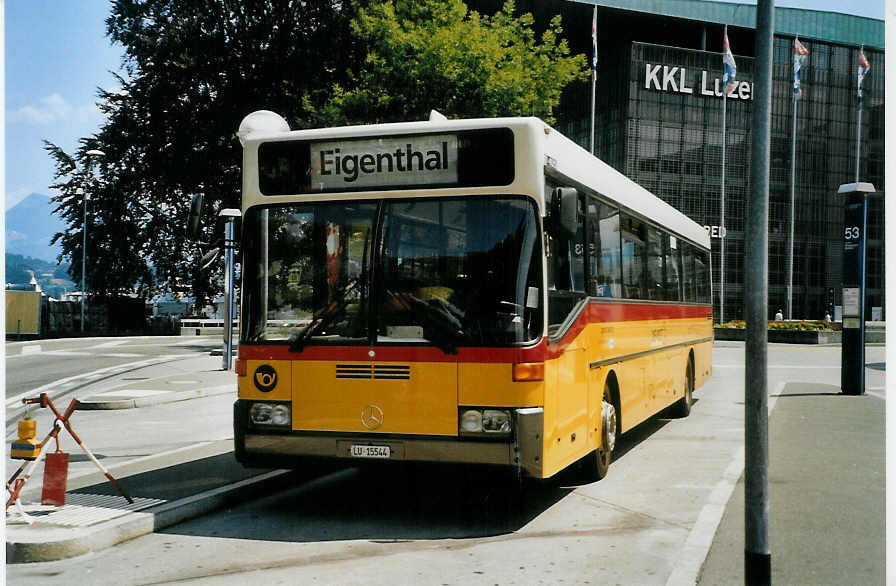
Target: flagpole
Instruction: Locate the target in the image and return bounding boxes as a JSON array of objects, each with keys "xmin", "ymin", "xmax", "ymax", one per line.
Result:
[
  {"xmin": 855, "ymin": 45, "xmax": 868, "ymax": 183},
  {"xmin": 720, "ymin": 90, "xmax": 727, "ymax": 324},
  {"xmin": 590, "ymin": 67, "xmax": 596, "ymax": 155},
  {"xmin": 590, "ymin": 6, "xmax": 597, "ymax": 155},
  {"xmin": 787, "ymin": 92, "xmax": 796, "ymax": 320},
  {"xmin": 855, "ymin": 96, "xmax": 862, "ymax": 183}
]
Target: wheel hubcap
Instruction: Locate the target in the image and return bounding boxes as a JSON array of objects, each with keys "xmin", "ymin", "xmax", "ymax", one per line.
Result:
[{"xmin": 601, "ymin": 400, "xmax": 617, "ymax": 453}]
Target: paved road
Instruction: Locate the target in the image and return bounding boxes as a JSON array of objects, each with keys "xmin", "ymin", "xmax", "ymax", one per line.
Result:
[
  {"xmin": 5, "ymin": 336, "xmax": 221, "ymax": 422},
  {"xmin": 7, "ymin": 342, "xmax": 884, "ymax": 584}
]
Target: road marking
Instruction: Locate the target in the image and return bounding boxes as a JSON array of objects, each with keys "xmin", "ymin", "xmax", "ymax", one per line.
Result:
[
  {"xmin": 21, "ymin": 345, "xmax": 41, "ymax": 355},
  {"xmin": 89, "ymin": 389, "xmax": 169, "ymax": 398},
  {"xmin": 5, "ymin": 355, "xmax": 192, "ymax": 409},
  {"xmin": 91, "ymin": 340, "xmax": 128, "ymax": 348},
  {"xmin": 666, "ymin": 381, "xmax": 785, "ymax": 586}
]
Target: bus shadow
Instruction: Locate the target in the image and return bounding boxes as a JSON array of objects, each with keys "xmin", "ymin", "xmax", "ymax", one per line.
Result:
[
  {"xmin": 162, "ymin": 399, "xmax": 692, "ymax": 543},
  {"xmin": 163, "ymin": 408, "xmax": 683, "ymax": 544},
  {"xmin": 162, "ymin": 462, "xmax": 574, "ymax": 542}
]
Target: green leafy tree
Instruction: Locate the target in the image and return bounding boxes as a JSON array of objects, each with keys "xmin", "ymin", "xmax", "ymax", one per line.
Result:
[
  {"xmin": 47, "ymin": 0, "xmax": 359, "ymax": 307},
  {"xmin": 45, "ymin": 140, "xmax": 154, "ymax": 297},
  {"xmin": 316, "ymin": 0, "xmax": 588, "ymax": 125}
]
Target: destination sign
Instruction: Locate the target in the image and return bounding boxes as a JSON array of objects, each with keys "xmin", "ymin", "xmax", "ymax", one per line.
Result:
[
  {"xmin": 312, "ymin": 135, "xmax": 458, "ymax": 189},
  {"xmin": 258, "ymin": 128, "xmax": 514, "ymax": 195}
]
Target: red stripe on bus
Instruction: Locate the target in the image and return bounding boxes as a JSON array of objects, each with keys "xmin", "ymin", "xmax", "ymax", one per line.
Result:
[
  {"xmin": 545, "ymin": 302, "xmax": 713, "ymax": 357},
  {"xmin": 238, "ymin": 341, "xmax": 548, "ymax": 363},
  {"xmin": 239, "ymin": 302, "xmax": 711, "ymax": 364}
]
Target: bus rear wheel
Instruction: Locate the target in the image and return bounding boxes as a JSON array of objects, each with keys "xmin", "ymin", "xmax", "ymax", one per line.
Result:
[{"xmin": 671, "ymin": 359, "xmax": 694, "ymax": 418}]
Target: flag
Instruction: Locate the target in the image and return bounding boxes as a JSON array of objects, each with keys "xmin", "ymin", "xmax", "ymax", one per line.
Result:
[
  {"xmin": 793, "ymin": 37, "xmax": 809, "ymax": 98},
  {"xmin": 857, "ymin": 46, "xmax": 870, "ymax": 108},
  {"xmin": 591, "ymin": 7, "xmax": 598, "ymax": 71},
  {"xmin": 722, "ymin": 26, "xmax": 737, "ymax": 94}
]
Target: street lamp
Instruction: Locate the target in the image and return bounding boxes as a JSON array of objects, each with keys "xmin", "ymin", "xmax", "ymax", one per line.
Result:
[{"xmin": 81, "ymin": 149, "xmax": 105, "ymax": 332}]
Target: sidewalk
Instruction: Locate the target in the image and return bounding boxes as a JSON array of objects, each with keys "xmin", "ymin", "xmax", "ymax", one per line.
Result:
[
  {"xmin": 698, "ymin": 381, "xmax": 885, "ymax": 584},
  {"xmin": 6, "ymin": 441, "xmax": 297, "ymax": 563},
  {"xmin": 5, "ymin": 360, "xmax": 267, "ymax": 563}
]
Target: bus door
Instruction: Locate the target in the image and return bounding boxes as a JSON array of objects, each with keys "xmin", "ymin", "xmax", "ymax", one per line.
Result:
[{"xmin": 546, "ymin": 189, "xmax": 590, "ymax": 469}]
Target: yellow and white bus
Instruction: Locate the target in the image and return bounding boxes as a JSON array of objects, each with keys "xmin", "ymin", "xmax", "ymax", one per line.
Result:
[{"xmin": 233, "ymin": 111, "xmax": 712, "ymax": 481}]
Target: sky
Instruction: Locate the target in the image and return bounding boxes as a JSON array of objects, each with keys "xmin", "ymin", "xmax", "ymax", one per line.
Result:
[{"xmin": 3, "ymin": 0, "xmax": 888, "ymax": 211}]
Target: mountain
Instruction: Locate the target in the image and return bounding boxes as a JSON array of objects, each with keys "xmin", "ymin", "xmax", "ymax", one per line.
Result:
[{"xmin": 5, "ymin": 193, "xmax": 66, "ymax": 262}]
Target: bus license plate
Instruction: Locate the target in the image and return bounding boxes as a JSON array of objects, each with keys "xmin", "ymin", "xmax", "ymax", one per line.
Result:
[{"xmin": 350, "ymin": 445, "xmax": 391, "ymax": 459}]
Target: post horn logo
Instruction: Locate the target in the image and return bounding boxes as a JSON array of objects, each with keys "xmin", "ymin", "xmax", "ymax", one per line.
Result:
[
  {"xmin": 253, "ymin": 365, "xmax": 278, "ymax": 392},
  {"xmin": 361, "ymin": 404, "xmax": 384, "ymax": 430}
]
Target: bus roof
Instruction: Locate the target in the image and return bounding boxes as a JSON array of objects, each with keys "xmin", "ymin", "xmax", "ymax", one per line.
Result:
[{"xmin": 239, "ymin": 111, "xmax": 710, "ymax": 249}]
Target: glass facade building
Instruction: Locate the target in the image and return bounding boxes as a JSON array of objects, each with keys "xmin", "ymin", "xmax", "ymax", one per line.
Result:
[{"xmin": 476, "ymin": 0, "xmax": 885, "ymax": 322}]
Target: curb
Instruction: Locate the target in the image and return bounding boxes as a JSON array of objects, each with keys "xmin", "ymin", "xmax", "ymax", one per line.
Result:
[
  {"xmin": 6, "ymin": 469, "xmax": 295, "ymax": 563},
  {"xmin": 77, "ymin": 384, "xmax": 235, "ymax": 410}
]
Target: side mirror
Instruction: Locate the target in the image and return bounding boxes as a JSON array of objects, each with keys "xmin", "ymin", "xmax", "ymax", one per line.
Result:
[
  {"xmin": 187, "ymin": 194, "xmax": 204, "ymax": 241},
  {"xmin": 552, "ymin": 187, "xmax": 579, "ymax": 239}
]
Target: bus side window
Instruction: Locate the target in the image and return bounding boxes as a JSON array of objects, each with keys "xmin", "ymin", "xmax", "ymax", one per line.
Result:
[
  {"xmin": 695, "ymin": 248, "xmax": 711, "ymax": 303},
  {"xmin": 620, "ymin": 213, "xmax": 646, "ymax": 300},
  {"xmin": 587, "ymin": 197, "xmax": 621, "ymax": 297},
  {"xmin": 681, "ymin": 243, "xmax": 695, "ymax": 302},
  {"xmin": 665, "ymin": 234, "xmax": 681, "ymax": 302},
  {"xmin": 547, "ymin": 187, "xmax": 585, "ymax": 294},
  {"xmin": 645, "ymin": 225, "xmax": 664, "ymax": 300},
  {"xmin": 546, "ymin": 185, "xmax": 585, "ymax": 334}
]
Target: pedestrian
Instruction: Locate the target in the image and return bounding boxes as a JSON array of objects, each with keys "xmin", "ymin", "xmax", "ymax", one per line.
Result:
[{"xmin": 775, "ymin": 308, "xmax": 783, "ymax": 321}]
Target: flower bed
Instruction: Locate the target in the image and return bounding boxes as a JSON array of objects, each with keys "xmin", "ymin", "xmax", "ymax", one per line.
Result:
[{"xmin": 714, "ymin": 320, "xmax": 842, "ymax": 344}]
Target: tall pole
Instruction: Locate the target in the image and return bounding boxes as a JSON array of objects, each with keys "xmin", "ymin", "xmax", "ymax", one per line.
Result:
[
  {"xmin": 720, "ymin": 89, "xmax": 727, "ymax": 324},
  {"xmin": 787, "ymin": 93, "xmax": 797, "ymax": 320},
  {"xmin": 81, "ymin": 191, "xmax": 87, "ymax": 333},
  {"xmin": 81, "ymin": 150, "xmax": 105, "ymax": 333},
  {"xmin": 220, "ymin": 208, "xmax": 241, "ymax": 371},
  {"xmin": 855, "ymin": 102, "xmax": 863, "ymax": 183},
  {"xmin": 589, "ymin": 6, "xmax": 597, "ymax": 155},
  {"xmin": 590, "ymin": 68, "xmax": 596, "ymax": 155},
  {"xmin": 745, "ymin": 1, "xmax": 773, "ymax": 583}
]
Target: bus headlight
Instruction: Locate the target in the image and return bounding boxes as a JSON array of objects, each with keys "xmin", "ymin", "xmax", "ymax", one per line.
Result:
[
  {"xmin": 459, "ymin": 408, "xmax": 512, "ymax": 436},
  {"xmin": 249, "ymin": 402, "xmax": 291, "ymax": 427},
  {"xmin": 460, "ymin": 410, "xmax": 483, "ymax": 433}
]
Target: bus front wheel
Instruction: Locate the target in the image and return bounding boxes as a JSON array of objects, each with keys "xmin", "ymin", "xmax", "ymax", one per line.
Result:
[{"xmin": 594, "ymin": 385, "xmax": 617, "ymax": 480}]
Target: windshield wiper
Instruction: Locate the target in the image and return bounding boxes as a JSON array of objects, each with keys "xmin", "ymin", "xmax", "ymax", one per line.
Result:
[
  {"xmin": 390, "ymin": 290, "xmax": 465, "ymax": 355},
  {"xmin": 289, "ymin": 278, "xmax": 359, "ymax": 352}
]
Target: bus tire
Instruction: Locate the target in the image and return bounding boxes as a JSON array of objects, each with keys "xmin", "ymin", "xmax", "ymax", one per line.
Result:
[
  {"xmin": 671, "ymin": 358, "xmax": 694, "ymax": 418},
  {"xmin": 581, "ymin": 383, "xmax": 617, "ymax": 482}
]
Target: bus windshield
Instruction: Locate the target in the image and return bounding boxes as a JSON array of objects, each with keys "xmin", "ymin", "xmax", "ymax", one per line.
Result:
[{"xmin": 240, "ymin": 196, "xmax": 543, "ymax": 350}]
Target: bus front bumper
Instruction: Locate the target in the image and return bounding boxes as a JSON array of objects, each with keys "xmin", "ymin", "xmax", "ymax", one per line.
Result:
[{"xmin": 234, "ymin": 402, "xmax": 544, "ymax": 478}]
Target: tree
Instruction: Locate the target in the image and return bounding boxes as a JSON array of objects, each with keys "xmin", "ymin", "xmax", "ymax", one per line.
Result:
[
  {"xmin": 315, "ymin": 0, "xmax": 588, "ymax": 125},
  {"xmin": 45, "ymin": 140, "xmax": 155, "ymax": 297},
  {"xmin": 49, "ymin": 0, "xmax": 586, "ymax": 306},
  {"xmin": 46, "ymin": 0, "xmax": 359, "ymax": 307}
]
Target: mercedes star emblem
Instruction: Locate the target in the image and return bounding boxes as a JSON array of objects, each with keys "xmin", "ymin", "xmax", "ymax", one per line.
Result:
[{"xmin": 360, "ymin": 404, "xmax": 384, "ymax": 430}]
